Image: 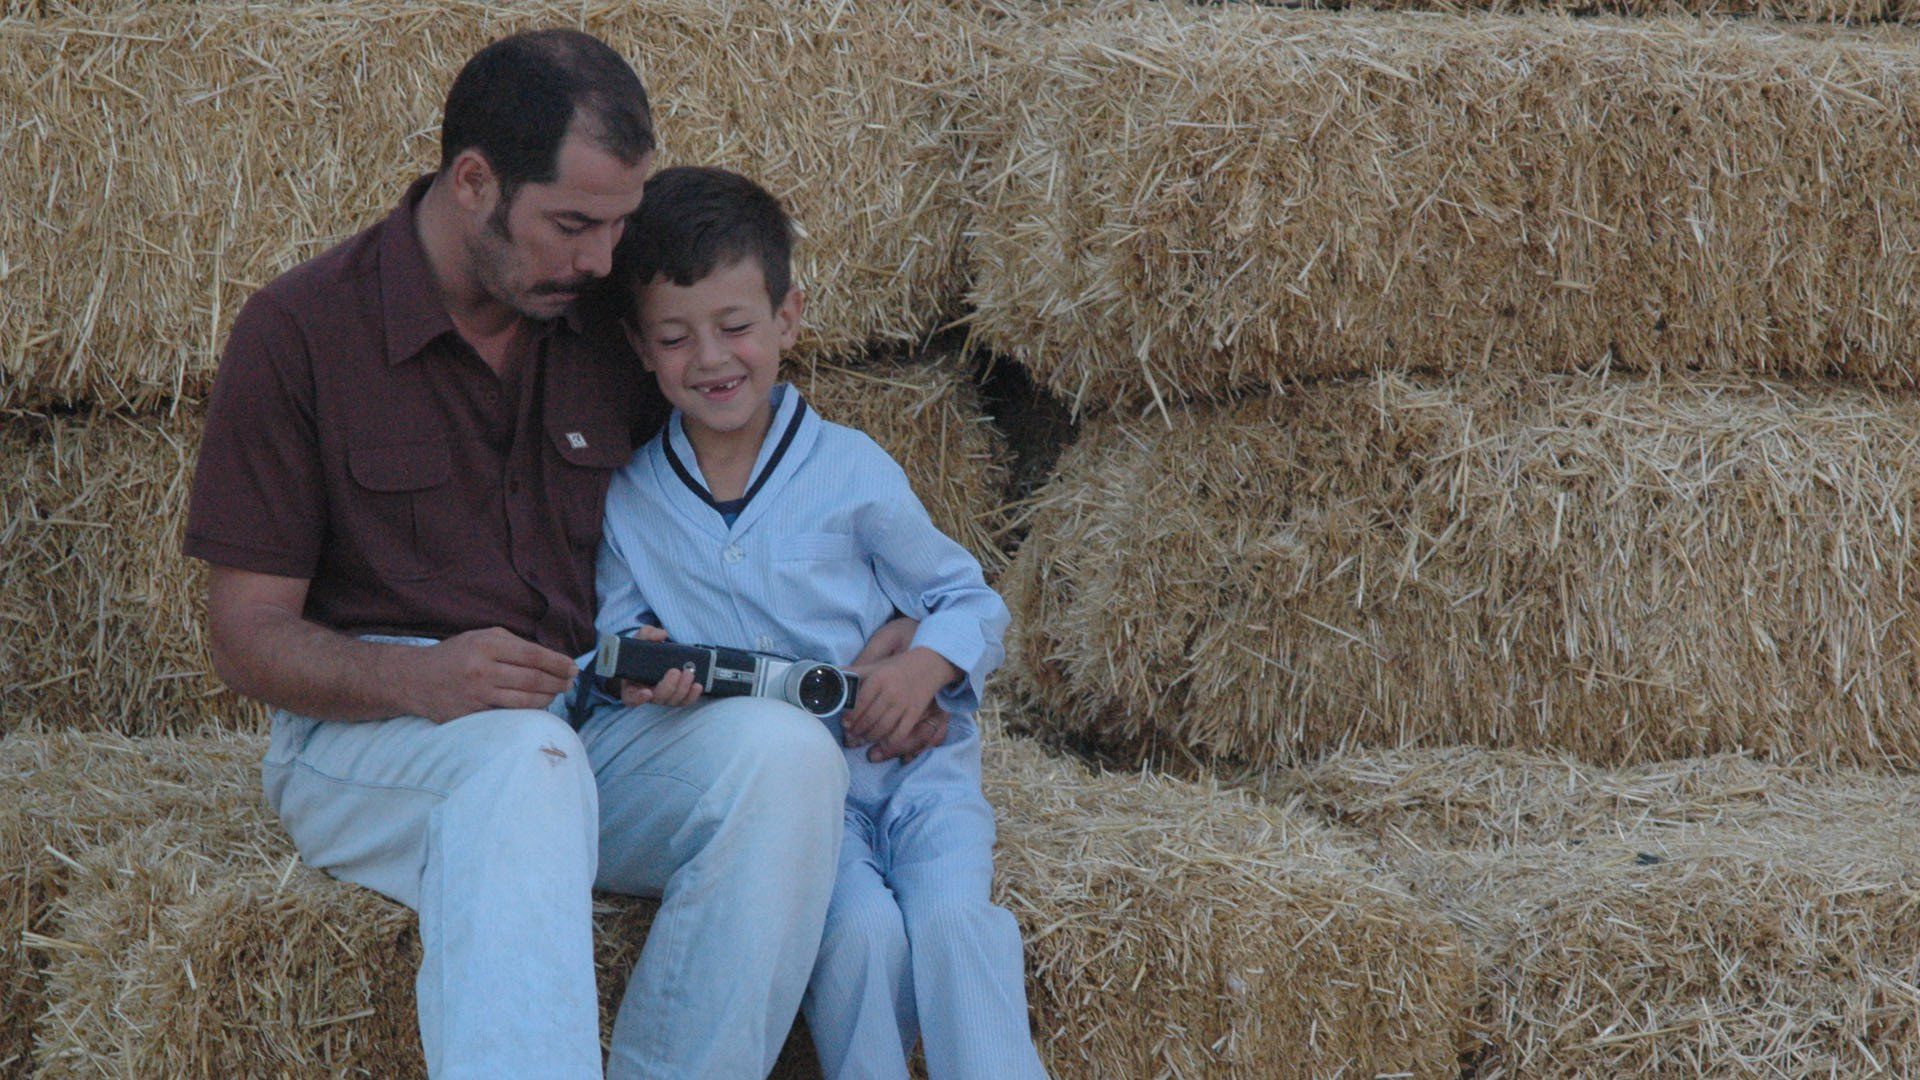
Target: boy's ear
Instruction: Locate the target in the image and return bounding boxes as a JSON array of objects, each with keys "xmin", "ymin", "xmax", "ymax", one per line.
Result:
[
  {"xmin": 774, "ymin": 287, "xmax": 805, "ymax": 350},
  {"xmin": 621, "ymin": 319, "xmax": 656, "ymax": 371}
]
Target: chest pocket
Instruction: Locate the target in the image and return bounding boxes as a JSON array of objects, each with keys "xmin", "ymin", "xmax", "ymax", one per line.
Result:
[
  {"xmin": 548, "ymin": 422, "xmax": 632, "ymax": 548},
  {"xmin": 772, "ymin": 531, "xmax": 877, "ymax": 616},
  {"xmin": 345, "ymin": 439, "xmax": 452, "ymax": 582}
]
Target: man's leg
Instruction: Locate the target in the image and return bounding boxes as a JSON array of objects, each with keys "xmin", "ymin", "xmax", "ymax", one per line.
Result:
[
  {"xmin": 881, "ymin": 725, "xmax": 1049, "ymax": 1080},
  {"xmin": 585, "ymin": 697, "xmax": 848, "ymax": 1080},
  {"xmin": 802, "ymin": 809, "xmax": 917, "ymax": 1080},
  {"xmin": 262, "ymin": 706, "xmax": 602, "ymax": 1079}
]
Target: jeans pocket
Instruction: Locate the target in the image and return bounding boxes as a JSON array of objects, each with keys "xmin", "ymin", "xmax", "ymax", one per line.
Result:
[{"xmin": 264, "ymin": 709, "xmax": 318, "ymax": 769}]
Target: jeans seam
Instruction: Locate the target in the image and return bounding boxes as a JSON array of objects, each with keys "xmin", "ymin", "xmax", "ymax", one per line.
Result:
[{"xmin": 283, "ymin": 757, "xmax": 456, "ymax": 801}]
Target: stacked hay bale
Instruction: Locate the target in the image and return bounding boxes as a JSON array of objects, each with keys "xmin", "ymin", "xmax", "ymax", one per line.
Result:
[
  {"xmin": 983, "ymin": 6, "xmax": 1920, "ymax": 772},
  {"xmin": 0, "ymin": 731, "xmax": 266, "ymax": 1076},
  {"xmin": 0, "ymin": 0, "xmax": 1014, "ymax": 736},
  {"xmin": 1002, "ymin": 372, "xmax": 1920, "ymax": 769},
  {"xmin": 0, "ymin": 354, "xmax": 1007, "ymax": 735},
  {"xmin": 0, "ymin": 0, "xmax": 979, "ymax": 409},
  {"xmin": 1270, "ymin": 748, "xmax": 1920, "ymax": 1074},
  {"xmin": 966, "ymin": 10, "xmax": 1920, "ymax": 414},
  {"xmin": 0, "ymin": 415, "xmax": 250, "ymax": 736},
  {"xmin": 8, "ymin": 728, "xmax": 1471, "ymax": 1078}
]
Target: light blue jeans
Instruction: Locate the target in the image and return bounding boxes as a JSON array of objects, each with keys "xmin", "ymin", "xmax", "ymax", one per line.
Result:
[
  {"xmin": 261, "ymin": 656, "xmax": 847, "ymax": 1079},
  {"xmin": 802, "ymin": 714, "xmax": 1050, "ymax": 1080}
]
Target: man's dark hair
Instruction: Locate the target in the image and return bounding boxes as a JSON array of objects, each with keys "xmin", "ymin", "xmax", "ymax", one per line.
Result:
[
  {"xmin": 616, "ymin": 166, "xmax": 795, "ymax": 310},
  {"xmin": 440, "ymin": 30, "xmax": 654, "ymax": 207}
]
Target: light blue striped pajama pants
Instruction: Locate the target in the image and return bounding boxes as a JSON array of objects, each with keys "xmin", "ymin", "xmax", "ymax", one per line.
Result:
[{"xmin": 803, "ymin": 713, "xmax": 1050, "ymax": 1080}]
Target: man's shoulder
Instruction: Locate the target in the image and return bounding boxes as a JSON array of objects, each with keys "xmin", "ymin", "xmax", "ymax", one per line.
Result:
[{"xmin": 249, "ymin": 219, "xmax": 385, "ymax": 322}]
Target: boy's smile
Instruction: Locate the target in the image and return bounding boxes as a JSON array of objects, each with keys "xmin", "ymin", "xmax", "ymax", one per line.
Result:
[{"xmin": 626, "ymin": 258, "xmax": 804, "ymax": 456}]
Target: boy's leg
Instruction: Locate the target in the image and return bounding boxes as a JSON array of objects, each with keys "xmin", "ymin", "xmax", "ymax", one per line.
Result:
[
  {"xmin": 802, "ymin": 809, "xmax": 917, "ymax": 1080},
  {"xmin": 585, "ymin": 696, "xmax": 849, "ymax": 1080},
  {"xmin": 881, "ymin": 723, "xmax": 1050, "ymax": 1080},
  {"xmin": 262, "ymin": 706, "xmax": 602, "ymax": 1079}
]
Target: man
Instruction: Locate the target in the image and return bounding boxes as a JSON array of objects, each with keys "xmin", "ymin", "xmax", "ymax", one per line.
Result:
[{"xmin": 186, "ymin": 30, "xmax": 941, "ymax": 1078}]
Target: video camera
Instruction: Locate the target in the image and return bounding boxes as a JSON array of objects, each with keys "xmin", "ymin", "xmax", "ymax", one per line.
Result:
[{"xmin": 584, "ymin": 632, "xmax": 861, "ymax": 720}]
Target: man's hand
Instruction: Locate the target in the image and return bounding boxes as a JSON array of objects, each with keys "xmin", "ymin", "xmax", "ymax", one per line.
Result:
[
  {"xmin": 205, "ymin": 566, "xmax": 576, "ymax": 724},
  {"xmin": 849, "ymin": 616, "xmax": 949, "ymax": 762},
  {"xmin": 844, "ymin": 647, "xmax": 957, "ymax": 759},
  {"xmin": 408, "ymin": 627, "xmax": 579, "ymax": 724},
  {"xmin": 616, "ymin": 626, "xmax": 704, "ymax": 709}
]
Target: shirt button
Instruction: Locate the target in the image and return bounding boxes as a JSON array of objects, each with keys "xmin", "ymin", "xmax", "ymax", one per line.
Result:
[
  {"xmin": 756, "ymin": 635, "xmax": 774, "ymax": 651},
  {"xmin": 723, "ymin": 545, "xmax": 744, "ymax": 564}
]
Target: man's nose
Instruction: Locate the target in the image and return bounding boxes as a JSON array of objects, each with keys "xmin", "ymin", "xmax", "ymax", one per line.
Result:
[{"xmin": 575, "ymin": 227, "xmax": 617, "ymax": 278}]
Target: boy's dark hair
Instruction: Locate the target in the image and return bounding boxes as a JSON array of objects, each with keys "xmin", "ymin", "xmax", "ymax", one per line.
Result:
[
  {"xmin": 440, "ymin": 30, "xmax": 654, "ymax": 210},
  {"xmin": 616, "ymin": 166, "xmax": 794, "ymax": 310}
]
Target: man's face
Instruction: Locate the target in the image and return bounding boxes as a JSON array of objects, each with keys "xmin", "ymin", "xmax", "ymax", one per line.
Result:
[{"xmin": 467, "ymin": 133, "xmax": 652, "ymax": 321}]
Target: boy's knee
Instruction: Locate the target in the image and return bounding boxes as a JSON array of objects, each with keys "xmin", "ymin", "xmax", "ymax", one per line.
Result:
[
  {"xmin": 823, "ymin": 889, "xmax": 910, "ymax": 965},
  {"xmin": 900, "ymin": 892, "xmax": 1016, "ymax": 944}
]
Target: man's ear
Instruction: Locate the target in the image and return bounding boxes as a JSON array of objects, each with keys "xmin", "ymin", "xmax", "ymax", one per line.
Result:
[
  {"xmin": 774, "ymin": 287, "xmax": 806, "ymax": 350},
  {"xmin": 446, "ymin": 149, "xmax": 497, "ymax": 215}
]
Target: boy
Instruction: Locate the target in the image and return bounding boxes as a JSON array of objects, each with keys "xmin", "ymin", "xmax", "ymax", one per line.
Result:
[{"xmin": 583, "ymin": 165, "xmax": 1050, "ymax": 1080}]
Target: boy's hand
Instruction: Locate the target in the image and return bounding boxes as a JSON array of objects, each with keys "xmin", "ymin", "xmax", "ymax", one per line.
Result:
[
  {"xmin": 844, "ymin": 647, "xmax": 958, "ymax": 756},
  {"xmin": 616, "ymin": 626, "xmax": 703, "ymax": 709}
]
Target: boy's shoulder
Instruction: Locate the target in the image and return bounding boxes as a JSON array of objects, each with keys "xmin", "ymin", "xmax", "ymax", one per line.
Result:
[{"xmin": 805, "ymin": 411, "xmax": 911, "ymax": 483}]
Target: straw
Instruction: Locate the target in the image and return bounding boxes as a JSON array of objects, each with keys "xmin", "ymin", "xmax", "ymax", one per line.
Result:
[
  {"xmin": 1004, "ymin": 370, "xmax": 1920, "ymax": 769},
  {"xmin": 965, "ymin": 9, "xmax": 1920, "ymax": 413},
  {"xmin": 1, "ymin": 0, "xmax": 979, "ymax": 409}
]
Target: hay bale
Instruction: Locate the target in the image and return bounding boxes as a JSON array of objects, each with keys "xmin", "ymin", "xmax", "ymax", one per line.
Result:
[
  {"xmin": 983, "ymin": 732, "xmax": 1472, "ymax": 1078},
  {"xmin": 0, "ymin": 729, "xmax": 265, "ymax": 1077},
  {"xmin": 796, "ymin": 353, "xmax": 1011, "ymax": 571},
  {"xmin": 17, "ymin": 728, "xmax": 1472, "ymax": 1077},
  {"xmin": 1, "ymin": 0, "xmax": 979, "ymax": 409},
  {"xmin": 11, "ymin": 732, "xmax": 825, "ymax": 1078},
  {"xmin": 0, "ymin": 360, "xmax": 1008, "ymax": 731},
  {"xmin": 39, "ymin": 847, "xmax": 827, "ymax": 1077},
  {"xmin": 0, "ymin": 412, "xmax": 258, "ymax": 735},
  {"xmin": 1273, "ymin": 745, "xmax": 1843, "ymax": 851},
  {"xmin": 965, "ymin": 10, "xmax": 1920, "ymax": 414},
  {"xmin": 1276, "ymin": 748, "xmax": 1920, "ymax": 1074},
  {"xmin": 1004, "ymin": 370, "xmax": 1920, "ymax": 770}
]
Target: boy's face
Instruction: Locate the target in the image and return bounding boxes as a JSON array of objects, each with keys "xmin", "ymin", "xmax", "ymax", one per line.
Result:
[{"xmin": 625, "ymin": 257, "xmax": 803, "ymax": 444}]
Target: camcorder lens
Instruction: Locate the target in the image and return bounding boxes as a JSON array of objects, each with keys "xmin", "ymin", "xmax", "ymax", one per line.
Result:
[{"xmin": 795, "ymin": 665, "xmax": 848, "ymax": 716}]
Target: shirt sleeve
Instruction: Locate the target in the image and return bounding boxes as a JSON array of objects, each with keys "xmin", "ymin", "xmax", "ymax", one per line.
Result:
[
  {"xmin": 182, "ymin": 291, "xmax": 327, "ymax": 578},
  {"xmin": 859, "ymin": 448, "xmax": 1009, "ymax": 717}
]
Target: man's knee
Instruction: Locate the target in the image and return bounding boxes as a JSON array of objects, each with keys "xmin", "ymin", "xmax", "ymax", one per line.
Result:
[{"xmin": 701, "ymin": 697, "xmax": 849, "ymax": 805}]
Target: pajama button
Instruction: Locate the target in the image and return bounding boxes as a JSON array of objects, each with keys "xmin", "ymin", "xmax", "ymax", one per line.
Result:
[{"xmin": 723, "ymin": 545, "xmax": 744, "ymax": 564}]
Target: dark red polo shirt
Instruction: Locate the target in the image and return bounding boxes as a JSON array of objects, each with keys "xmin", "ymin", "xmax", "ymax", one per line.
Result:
[{"xmin": 185, "ymin": 177, "xmax": 665, "ymax": 657}]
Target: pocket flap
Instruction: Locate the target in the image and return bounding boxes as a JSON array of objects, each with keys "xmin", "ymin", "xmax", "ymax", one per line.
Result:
[
  {"xmin": 347, "ymin": 440, "xmax": 451, "ymax": 492},
  {"xmin": 776, "ymin": 532, "xmax": 860, "ymax": 562},
  {"xmin": 548, "ymin": 423, "xmax": 632, "ymax": 469}
]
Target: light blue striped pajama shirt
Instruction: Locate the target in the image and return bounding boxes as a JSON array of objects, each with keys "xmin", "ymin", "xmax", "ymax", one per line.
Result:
[{"xmin": 591, "ymin": 383, "xmax": 1049, "ymax": 1080}]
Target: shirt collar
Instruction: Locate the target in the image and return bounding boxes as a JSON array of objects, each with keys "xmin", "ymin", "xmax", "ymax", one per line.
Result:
[{"xmin": 379, "ymin": 174, "xmax": 585, "ymax": 367}]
